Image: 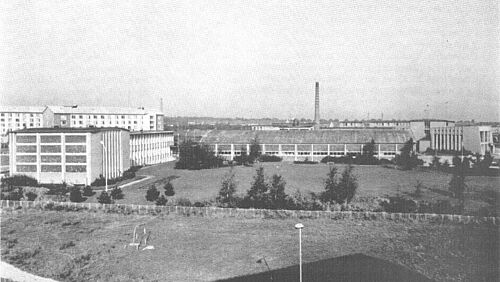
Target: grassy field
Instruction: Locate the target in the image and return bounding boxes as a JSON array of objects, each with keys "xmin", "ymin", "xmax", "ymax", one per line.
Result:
[
  {"xmin": 85, "ymin": 162, "xmax": 499, "ymax": 215},
  {"xmin": 1, "ymin": 210, "xmax": 498, "ymax": 281}
]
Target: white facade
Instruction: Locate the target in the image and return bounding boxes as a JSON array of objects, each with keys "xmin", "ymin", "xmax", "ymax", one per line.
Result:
[
  {"xmin": 43, "ymin": 105, "xmax": 164, "ymax": 132},
  {"xmin": 431, "ymin": 125, "xmax": 494, "ymax": 155},
  {"xmin": 0, "ymin": 106, "xmax": 45, "ymax": 135},
  {"xmin": 130, "ymin": 131, "xmax": 174, "ymax": 166},
  {"xmin": 8, "ymin": 128, "xmax": 130, "ymax": 185}
]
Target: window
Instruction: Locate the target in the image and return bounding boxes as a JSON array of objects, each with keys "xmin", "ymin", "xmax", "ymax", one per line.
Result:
[
  {"xmin": 16, "ymin": 135, "xmax": 36, "ymax": 143},
  {"xmin": 41, "ymin": 165, "xmax": 62, "ymax": 172},
  {"xmin": 66, "ymin": 165, "xmax": 86, "ymax": 172},
  {"xmin": 16, "ymin": 155, "xmax": 37, "ymax": 163},
  {"xmin": 66, "ymin": 155, "xmax": 86, "ymax": 163},
  {"xmin": 65, "ymin": 135, "xmax": 86, "ymax": 143},
  {"xmin": 16, "ymin": 145, "xmax": 37, "ymax": 153},
  {"xmin": 41, "ymin": 145, "xmax": 61, "ymax": 153},
  {"xmin": 66, "ymin": 145, "xmax": 86, "ymax": 153},
  {"xmin": 17, "ymin": 165, "xmax": 37, "ymax": 172},
  {"xmin": 40, "ymin": 135, "xmax": 61, "ymax": 143},
  {"xmin": 41, "ymin": 155, "xmax": 62, "ymax": 163},
  {"xmin": 79, "ymin": 115, "xmax": 83, "ymax": 119}
]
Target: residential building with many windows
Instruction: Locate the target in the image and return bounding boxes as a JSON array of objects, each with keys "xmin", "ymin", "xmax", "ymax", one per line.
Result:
[
  {"xmin": 42, "ymin": 105, "xmax": 164, "ymax": 131},
  {"xmin": 8, "ymin": 127, "xmax": 130, "ymax": 185},
  {"xmin": 0, "ymin": 106, "xmax": 45, "ymax": 137}
]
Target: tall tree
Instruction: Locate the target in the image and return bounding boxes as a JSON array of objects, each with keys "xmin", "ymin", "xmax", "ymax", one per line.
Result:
[
  {"xmin": 248, "ymin": 138, "xmax": 261, "ymax": 164},
  {"xmin": 321, "ymin": 165, "xmax": 339, "ymax": 204},
  {"xmin": 449, "ymin": 157, "xmax": 467, "ymax": 214},
  {"xmin": 217, "ymin": 167, "xmax": 238, "ymax": 207},
  {"xmin": 269, "ymin": 174, "xmax": 287, "ymax": 209},
  {"xmin": 246, "ymin": 166, "xmax": 269, "ymax": 208},
  {"xmin": 337, "ymin": 165, "xmax": 358, "ymax": 204}
]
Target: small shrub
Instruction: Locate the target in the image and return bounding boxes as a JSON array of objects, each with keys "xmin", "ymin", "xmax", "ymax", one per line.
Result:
[
  {"xmin": 177, "ymin": 197, "xmax": 192, "ymax": 207},
  {"xmin": 110, "ymin": 187, "xmax": 124, "ymax": 200},
  {"xmin": 145, "ymin": 185, "xmax": 160, "ymax": 202},
  {"xmin": 82, "ymin": 186, "xmax": 94, "ymax": 197},
  {"xmin": 413, "ymin": 180, "xmax": 424, "ymax": 198},
  {"xmin": 1, "ymin": 175, "xmax": 38, "ymax": 187},
  {"xmin": 69, "ymin": 187, "xmax": 84, "ymax": 203},
  {"xmin": 97, "ymin": 191, "xmax": 112, "ymax": 204},
  {"xmin": 6, "ymin": 188, "xmax": 24, "ymax": 201},
  {"xmin": 156, "ymin": 195, "xmax": 168, "ymax": 206},
  {"xmin": 25, "ymin": 191, "xmax": 38, "ymax": 201},
  {"xmin": 258, "ymin": 154, "xmax": 282, "ymax": 162},
  {"xmin": 164, "ymin": 181, "xmax": 175, "ymax": 197}
]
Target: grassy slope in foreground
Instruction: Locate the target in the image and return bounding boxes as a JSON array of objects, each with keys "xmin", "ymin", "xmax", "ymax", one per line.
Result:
[{"xmin": 1, "ymin": 210, "xmax": 498, "ymax": 282}]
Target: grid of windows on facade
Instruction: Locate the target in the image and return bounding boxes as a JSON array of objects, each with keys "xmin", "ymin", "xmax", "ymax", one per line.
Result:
[
  {"xmin": 14, "ymin": 134, "xmax": 88, "ymax": 173},
  {"xmin": 0, "ymin": 113, "xmax": 42, "ymax": 133},
  {"xmin": 67, "ymin": 114, "xmax": 156, "ymax": 130}
]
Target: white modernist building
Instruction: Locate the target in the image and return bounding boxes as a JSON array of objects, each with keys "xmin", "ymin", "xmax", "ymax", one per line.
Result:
[
  {"xmin": 430, "ymin": 125, "xmax": 495, "ymax": 155},
  {"xmin": 42, "ymin": 105, "xmax": 164, "ymax": 132},
  {"xmin": 130, "ymin": 131, "xmax": 175, "ymax": 166},
  {"xmin": 0, "ymin": 106, "xmax": 45, "ymax": 136},
  {"xmin": 8, "ymin": 127, "xmax": 130, "ymax": 185}
]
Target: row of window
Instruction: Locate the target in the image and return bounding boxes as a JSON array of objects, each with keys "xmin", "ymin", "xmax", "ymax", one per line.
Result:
[
  {"xmin": 16, "ymin": 135, "xmax": 86, "ymax": 143},
  {"xmin": 16, "ymin": 165, "xmax": 87, "ymax": 172},
  {"xmin": 16, "ymin": 155, "xmax": 86, "ymax": 163},
  {"xmin": 69, "ymin": 115, "xmax": 155, "ymax": 120},
  {"xmin": 0, "ymin": 113, "xmax": 42, "ymax": 117},
  {"xmin": 17, "ymin": 145, "xmax": 86, "ymax": 153}
]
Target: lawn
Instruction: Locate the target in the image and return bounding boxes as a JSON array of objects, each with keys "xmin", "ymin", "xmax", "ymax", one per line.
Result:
[
  {"xmin": 96, "ymin": 162, "xmax": 498, "ymax": 215},
  {"xmin": 1, "ymin": 210, "xmax": 498, "ymax": 282}
]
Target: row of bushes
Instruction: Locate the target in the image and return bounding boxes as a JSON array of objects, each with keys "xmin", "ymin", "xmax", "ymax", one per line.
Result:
[{"xmin": 90, "ymin": 166, "xmax": 142, "ymax": 186}]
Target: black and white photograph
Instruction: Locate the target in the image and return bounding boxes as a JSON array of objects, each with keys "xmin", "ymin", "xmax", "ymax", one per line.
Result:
[{"xmin": 0, "ymin": 1, "xmax": 498, "ymax": 281}]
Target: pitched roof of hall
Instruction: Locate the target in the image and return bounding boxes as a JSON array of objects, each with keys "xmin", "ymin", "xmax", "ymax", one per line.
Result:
[
  {"xmin": 199, "ymin": 129, "xmax": 413, "ymax": 144},
  {"xmin": 0, "ymin": 106, "xmax": 46, "ymax": 113},
  {"xmin": 45, "ymin": 105, "xmax": 162, "ymax": 115}
]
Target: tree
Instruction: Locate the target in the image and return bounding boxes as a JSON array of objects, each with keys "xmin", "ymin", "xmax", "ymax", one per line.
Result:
[
  {"xmin": 217, "ymin": 168, "xmax": 238, "ymax": 207},
  {"xmin": 477, "ymin": 151, "xmax": 493, "ymax": 174},
  {"xmin": 337, "ymin": 165, "xmax": 358, "ymax": 204},
  {"xmin": 269, "ymin": 174, "xmax": 287, "ymax": 209},
  {"xmin": 248, "ymin": 138, "xmax": 261, "ymax": 164},
  {"xmin": 156, "ymin": 195, "xmax": 168, "ymax": 206},
  {"xmin": 25, "ymin": 191, "xmax": 38, "ymax": 201},
  {"xmin": 145, "ymin": 185, "xmax": 160, "ymax": 202},
  {"xmin": 175, "ymin": 140, "xmax": 224, "ymax": 170},
  {"xmin": 321, "ymin": 165, "xmax": 358, "ymax": 205},
  {"xmin": 69, "ymin": 187, "xmax": 84, "ymax": 202},
  {"xmin": 394, "ymin": 138, "xmax": 420, "ymax": 170},
  {"xmin": 164, "ymin": 181, "xmax": 175, "ymax": 197},
  {"xmin": 449, "ymin": 157, "xmax": 467, "ymax": 214},
  {"xmin": 97, "ymin": 191, "xmax": 112, "ymax": 204},
  {"xmin": 110, "ymin": 186, "xmax": 124, "ymax": 200},
  {"xmin": 321, "ymin": 165, "xmax": 339, "ymax": 204},
  {"xmin": 82, "ymin": 186, "xmax": 94, "ymax": 197},
  {"xmin": 360, "ymin": 139, "xmax": 377, "ymax": 164},
  {"xmin": 245, "ymin": 167, "xmax": 269, "ymax": 208}
]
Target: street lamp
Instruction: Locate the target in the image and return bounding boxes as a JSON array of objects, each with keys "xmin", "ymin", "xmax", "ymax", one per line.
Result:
[
  {"xmin": 100, "ymin": 141, "xmax": 108, "ymax": 192},
  {"xmin": 295, "ymin": 223, "xmax": 304, "ymax": 282}
]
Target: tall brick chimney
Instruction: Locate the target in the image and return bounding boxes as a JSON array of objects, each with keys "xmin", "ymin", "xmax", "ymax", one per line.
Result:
[{"xmin": 314, "ymin": 82, "xmax": 320, "ymax": 130}]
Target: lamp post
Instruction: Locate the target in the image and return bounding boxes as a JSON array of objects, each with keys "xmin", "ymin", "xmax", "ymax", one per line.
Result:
[
  {"xmin": 100, "ymin": 141, "xmax": 108, "ymax": 192},
  {"xmin": 295, "ymin": 223, "xmax": 304, "ymax": 282}
]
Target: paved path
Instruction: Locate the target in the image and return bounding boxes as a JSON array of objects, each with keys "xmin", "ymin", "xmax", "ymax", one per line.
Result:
[
  {"xmin": 0, "ymin": 261, "xmax": 59, "ymax": 282},
  {"xmin": 118, "ymin": 175, "xmax": 155, "ymax": 189}
]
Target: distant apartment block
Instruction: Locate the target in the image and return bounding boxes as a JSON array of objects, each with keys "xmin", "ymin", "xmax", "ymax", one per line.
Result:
[
  {"xmin": 130, "ymin": 131, "xmax": 175, "ymax": 166},
  {"xmin": 8, "ymin": 127, "xmax": 130, "ymax": 185},
  {"xmin": 0, "ymin": 106, "xmax": 45, "ymax": 136},
  {"xmin": 43, "ymin": 105, "xmax": 164, "ymax": 131}
]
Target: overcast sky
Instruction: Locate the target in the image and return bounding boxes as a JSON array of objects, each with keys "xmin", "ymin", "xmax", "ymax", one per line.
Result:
[{"xmin": 1, "ymin": 0, "xmax": 498, "ymax": 121}]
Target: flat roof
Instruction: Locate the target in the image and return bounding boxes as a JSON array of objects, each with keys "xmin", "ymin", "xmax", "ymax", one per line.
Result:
[
  {"xmin": 130, "ymin": 130, "xmax": 174, "ymax": 135},
  {"xmin": 46, "ymin": 105, "xmax": 162, "ymax": 115},
  {"xmin": 11, "ymin": 127, "xmax": 129, "ymax": 134}
]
